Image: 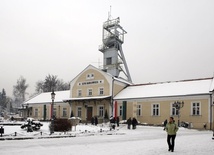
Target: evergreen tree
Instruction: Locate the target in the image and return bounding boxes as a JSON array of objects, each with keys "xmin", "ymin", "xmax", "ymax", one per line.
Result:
[{"xmin": 0, "ymin": 89, "xmax": 7, "ymax": 109}]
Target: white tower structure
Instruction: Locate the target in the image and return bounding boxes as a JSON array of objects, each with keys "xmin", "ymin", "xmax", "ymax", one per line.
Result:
[{"xmin": 99, "ymin": 16, "xmax": 132, "ymax": 82}]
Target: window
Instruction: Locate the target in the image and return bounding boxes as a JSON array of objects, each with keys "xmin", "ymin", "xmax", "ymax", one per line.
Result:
[
  {"xmin": 99, "ymin": 87, "xmax": 104, "ymax": 95},
  {"xmin": 86, "ymin": 73, "xmax": 94, "ymax": 80},
  {"xmin": 62, "ymin": 108, "xmax": 67, "ymax": 117},
  {"xmin": 152, "ymin": 104, "xmax": 159, "ymax": 116},
  {"xmin": 34, "ymin": 109, "xmax": 38, "ymax": 117},
  {"xmin": 171, "ymin": 103, "xmax": 179, "ymax": 116},
  {"xmin": 53, "ymin": 108, "xmax": 56, "ymax": 117},
  {"xmin": 98, "ymin": 106, "xmax": 104, "ymax": 117},
  {"xmin": 88, "ymin": 88, "xmax": 93, "ymax": 96},
  {"xmin": 136, "ymin": 104, "xmax": 142, "ymax": 116},
  {"xmin": 77, "ymin": 107, "xmax": 82, "ymax": 117},
  {"xmin": 106, "ymin": 57, "xmax": 112, "ymax": 65},
  {"xmin": 119, "ymin": 105, "xmax": 123, "ymax": 116},
  {"xmin": 77, "ymin": 89, "xmax": 82, "ymax": 97},
  {"xmin": 192, "ymin": 102, "xmax": 200, "ymax": 115}
]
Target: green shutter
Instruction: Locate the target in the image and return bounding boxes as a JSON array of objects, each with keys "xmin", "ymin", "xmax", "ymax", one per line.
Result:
[
  {"xmin": 122, "ymin": 101, "xmax": 127, "ymax": 120},
  {"xmin": 43, "ymin": 105, "xmax": 46, "ymax": 120}
]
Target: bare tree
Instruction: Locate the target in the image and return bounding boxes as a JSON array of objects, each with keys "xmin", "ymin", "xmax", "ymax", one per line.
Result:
[
  {"xmin": 35, "ymin": 75, "xmax": 70, "ymax": 93},
  {"xmin": 56, "ymin": 79, "xmax": 70, "ymax": 91},
  {"xmin": 35, "ymin": 80, "xmax": 44, "ymax": 93},
  {"xmin": 13, "ymin": 76, "xmax": 29, "ymax": 106}
]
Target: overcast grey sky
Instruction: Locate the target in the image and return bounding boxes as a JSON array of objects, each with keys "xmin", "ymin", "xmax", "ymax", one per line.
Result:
[{"xmin": 0, "ymin": 0, "xmax": 214, "ymax": 98}]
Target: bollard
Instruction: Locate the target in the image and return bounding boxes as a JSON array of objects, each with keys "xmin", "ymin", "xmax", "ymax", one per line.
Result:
[
  {"xmin": 15, "ymin": 132, "xmax": 17, "ymax": 136},
  {"xmin": 40, "ymin": 132, "xmax": 42, "ymax": 136},
  {"xmin": 0, "ymin": 126, "xmax": 4, "ymax": 137}
]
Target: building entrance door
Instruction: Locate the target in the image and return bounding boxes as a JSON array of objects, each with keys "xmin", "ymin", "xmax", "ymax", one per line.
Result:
[{"xmin": 87, "ymin": 107, "xmax": 93, "ymax": 122}]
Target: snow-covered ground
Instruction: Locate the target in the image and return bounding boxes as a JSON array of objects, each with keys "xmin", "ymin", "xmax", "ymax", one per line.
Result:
[{"xmin": 0, "ymin": 122, "xmax": 214, "ymax": 155}]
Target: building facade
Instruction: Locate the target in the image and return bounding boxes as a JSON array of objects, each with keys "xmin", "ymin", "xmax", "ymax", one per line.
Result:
[
  {"xmin": 114, "ymin": 78, "xmax": 214, "ymax": 130},
  {"xmin": 22, "ymin": 65, "xmax": 130, "ymax": 123}
]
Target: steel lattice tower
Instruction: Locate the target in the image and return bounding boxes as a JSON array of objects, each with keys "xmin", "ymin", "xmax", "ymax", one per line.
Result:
[{"xmin": 99, "ymin": 17, "xmax": 132, "ymax": 82}]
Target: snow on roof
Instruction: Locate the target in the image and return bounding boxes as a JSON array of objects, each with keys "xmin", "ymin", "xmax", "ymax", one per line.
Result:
[
  {"xmin": 209, "ymin": 77, "xmax": 214, "ymax": 91},
  {"xmin": 24, "ymin": 90, "xmax": 70, "ymax": 105},
  {"xmin": 114, "ymin": 78, "xmax": 213, "ymax": 100}
]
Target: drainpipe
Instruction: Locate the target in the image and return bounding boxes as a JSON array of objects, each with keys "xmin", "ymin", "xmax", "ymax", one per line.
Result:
[
  {"xmin": 111, "ymin": 77, "xmax": 115, "ymax": 117},
  {"xmin": 209, "ymin": 93, "xmax": 212, "ymax": 130}
]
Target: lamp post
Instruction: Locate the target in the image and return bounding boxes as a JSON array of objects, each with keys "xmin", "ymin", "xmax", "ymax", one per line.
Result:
[
  {"xmin": 50, "ymin": 90, "xmax": 56, "ymax": 134},
  {"xmin": 26, "ymin": 103, "xmax": 29, "ymax": 117},
  {"xmin": 173, "ymin": 101, "xmax": 184, "ymax": 127}
]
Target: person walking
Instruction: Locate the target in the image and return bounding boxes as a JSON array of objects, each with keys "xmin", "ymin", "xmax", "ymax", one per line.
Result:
[
  {"xmin": 127, "ymin": 117, "xmax": 132, "ymax": 129},
  {"xmin": 165, "ymin": 117, "xmax": 178, "ymax": 152},
  {"xmin": 132, "ymin": 117, "xmax": 138, "ymax": 129}
]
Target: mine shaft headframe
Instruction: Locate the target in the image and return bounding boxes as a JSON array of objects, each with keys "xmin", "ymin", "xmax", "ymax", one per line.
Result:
[{"xmin": 102, "ymin": 17, "xmax": 127, "ymax": 44}]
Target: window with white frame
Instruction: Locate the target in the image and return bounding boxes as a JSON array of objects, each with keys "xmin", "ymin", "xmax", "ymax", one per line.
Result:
[
  {"xmin": 119, "ymin": 105, "xmax": 123, "ymax": 116},
  {"xmin": 171, "ymin": 103, "xmax": 179, "ymax": 116},
  {"xmin": 98, "ymin": 106, "xmax": 104, "ymax": 117},
  {"xmin": 62, "ymin": 108, "xmax": 67, "ymax": 117},
  {"xmin": 77, "ymin": 89, "xmax": 82, "ymax": 97},
  {"xmin": 34, "ymin": 108, "xmax": 38, "ymax": 117},
  {"xmin": 77, "ymin": 107, "xmax": 82, "ymax": 117},
  {"xmin": 136, "ymin": 104, "xmax": 142, "ymax": 116},
  {"xmin": 88, "ymin": 88, "xmax": 93, "ymax": 96},
  {"xmin": 192, "ymin": 102, "xmax": 200, "ymax": 115},
  {"xmin": 152, "ymin": 104, "xmax": 159, "ymax": 116},
  {"xmin": 99, "ymin": 87, "xmax": 104, "ymax": 95}
]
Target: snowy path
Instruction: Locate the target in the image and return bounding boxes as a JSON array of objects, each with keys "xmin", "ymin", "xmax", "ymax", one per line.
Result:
[{"xmin": 0, "ymin": 125, "xmax": 213, "ymax": 155}]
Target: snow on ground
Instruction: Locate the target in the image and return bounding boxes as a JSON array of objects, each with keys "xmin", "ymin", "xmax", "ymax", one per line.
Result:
[{"xmin": 0, "ymin": 121, "xmax": 214, "ymax": 155}]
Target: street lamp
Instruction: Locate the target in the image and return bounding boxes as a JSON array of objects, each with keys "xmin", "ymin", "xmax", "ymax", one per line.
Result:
[
  {"xmin": 50, "ymin": 90, "xmax": 56, "ymax": 134},
  {"xmin": 173, "ymin": 101, "xmax": 184, "ymax": 127},
  {"xmin": 26, "ymin": 103, "xmax": 29, "ymax": 117}
]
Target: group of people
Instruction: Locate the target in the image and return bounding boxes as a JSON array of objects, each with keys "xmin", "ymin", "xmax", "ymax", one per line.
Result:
[
  {"xmin": 127, "ymin": 117, "xmax": 138, "ymax": 129},
  {"xmin": 93, "ymin": 115, "xmax": 178, "ymax": 152},
  {"xmin": 91, "ymin": 116, "xmax": 98, "ymax": 126}
]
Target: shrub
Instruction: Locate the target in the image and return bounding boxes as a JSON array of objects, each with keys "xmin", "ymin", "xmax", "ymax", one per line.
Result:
[{"xmin": 53, "ymin": 119, "xmax": 71, "ymax": 132}]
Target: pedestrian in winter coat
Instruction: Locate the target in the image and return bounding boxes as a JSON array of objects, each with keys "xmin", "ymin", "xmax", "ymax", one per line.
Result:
[
  {"xmin": 94, "ymin": 116, "xmax": 98, "ymax": 126},
  {"xmin": 165, "ymin": 117, "xmax": 178, "ymax": 152},
  {"xmin": 127, "ymin": 117, "xmax": 132, "ymax": 129},
  {"xmin": 132, "ymin": 117, "xmax": 138, "ymax": 129},
  {"xmin": 116, "ymin": 116, "xmax": 119, "ymax": 127}
]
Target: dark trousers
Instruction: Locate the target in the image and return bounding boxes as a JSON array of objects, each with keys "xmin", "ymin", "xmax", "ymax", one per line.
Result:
[{"xmin": 167, "ymin": 134, "xmax": 176, "ymax": 151}]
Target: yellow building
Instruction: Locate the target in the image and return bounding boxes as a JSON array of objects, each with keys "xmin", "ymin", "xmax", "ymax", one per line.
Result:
[
  {"xmin": 114, "ymin": 77, "xmax": 214, "ymax": 130},
  {"xmin": 22, "ymin": 91, "xmax": 70, "ymax": 120},
  {"xmin": 22, "ymin": 65, "xmax": 131, "ymax": 123},
  {"xmin": 22, "ymin": 67, "xmax": 214, "ymax": 130}
]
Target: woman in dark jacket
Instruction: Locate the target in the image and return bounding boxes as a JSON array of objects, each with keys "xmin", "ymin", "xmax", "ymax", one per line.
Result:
[
  {"xmin": 132, "ymin": 117, "xmax": 138, "ymax": 129},
  {"xmin": 127, "ymin": 117, "xmax": 132, "ymax": 129}
]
